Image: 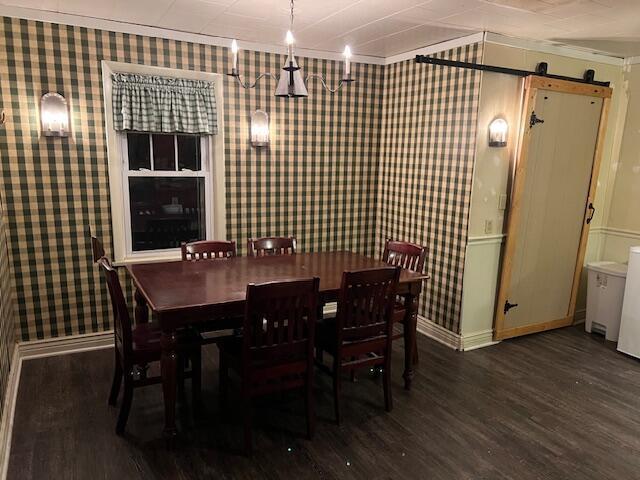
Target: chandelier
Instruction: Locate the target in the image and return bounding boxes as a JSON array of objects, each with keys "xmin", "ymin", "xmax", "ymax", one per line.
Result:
[{"xmin": 228, "ymin": 0, "xmax": 354, "ymax": 97}]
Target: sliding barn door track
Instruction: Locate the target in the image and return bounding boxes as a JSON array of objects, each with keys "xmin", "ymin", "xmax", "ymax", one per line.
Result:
[{"xmin": 415, "ymin": 56, "xmax": 610, "ymax": 87}]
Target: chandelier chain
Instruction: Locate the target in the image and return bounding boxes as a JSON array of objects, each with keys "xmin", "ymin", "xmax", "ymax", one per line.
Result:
[{"xmin": 290, "ymin": 0, "xmax": 294, "ymax": 31}]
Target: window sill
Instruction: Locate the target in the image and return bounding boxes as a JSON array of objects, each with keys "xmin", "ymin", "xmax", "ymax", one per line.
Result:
[{"xmin": 113, "ymin": 253, "xmax": 182, "ymax": 267}]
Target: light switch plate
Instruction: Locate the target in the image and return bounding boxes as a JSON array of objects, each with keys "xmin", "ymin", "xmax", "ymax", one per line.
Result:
[
  {"xmin": 498, "ymin": 194, "xmax": 507, "ymax": 210},
  {"xmin": 484, "ymin": 219, "xmax": 493, "ymax": 234}
]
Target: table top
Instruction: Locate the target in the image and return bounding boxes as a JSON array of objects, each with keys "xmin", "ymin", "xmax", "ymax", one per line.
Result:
[{"xmin": 127, "ymin": 251, "xmax": 429, "ymax": 314}]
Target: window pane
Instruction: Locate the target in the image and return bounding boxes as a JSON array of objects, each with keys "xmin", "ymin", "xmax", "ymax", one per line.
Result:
[
  {"xmin": 129, "ymin": 177, "xmax": 206, "ymax": 251},
  {"xmin": 152, "ymin": 134, "xmax": 176, "ymax": 171},
  {"xmin": 177, "ymin": 135, "xmax": 201, "ymax": 171},
  {"xmin": 127, "ymin": 133, "xmax": 150, "ymax": 170}
]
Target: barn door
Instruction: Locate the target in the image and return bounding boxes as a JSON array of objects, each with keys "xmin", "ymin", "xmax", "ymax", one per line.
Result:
[{"xmin": 494, "ymin": 76, "xmax": 611, "ymax": 341}]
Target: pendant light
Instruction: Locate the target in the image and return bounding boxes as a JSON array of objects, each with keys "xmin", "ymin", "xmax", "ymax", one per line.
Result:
[{"xmin": 228, "ymin": 0, "xmax": 354, "ymax": 97}]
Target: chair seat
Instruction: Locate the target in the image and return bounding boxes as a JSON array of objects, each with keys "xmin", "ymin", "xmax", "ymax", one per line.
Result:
[{"xmin": 130, "ymin": 323, "xmax": 200, "ymax": 361}]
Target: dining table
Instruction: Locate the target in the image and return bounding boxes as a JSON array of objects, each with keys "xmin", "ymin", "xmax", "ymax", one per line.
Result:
[{"xmin": 127, "ymin": 250, "xmax": 429, "ymax": 439}]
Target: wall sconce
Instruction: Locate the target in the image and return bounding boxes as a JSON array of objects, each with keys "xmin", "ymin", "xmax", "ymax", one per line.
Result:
[
  {"xmin": 251, "ymin": 110, "xmax": 269, "ymax": 147},
  {"xmin": 40, "ymin": 92, "xmax": 69, "ymax": 137},
  {"xmin": 489, "ymin": 117, "xmax": 508, "ymax": 147}
]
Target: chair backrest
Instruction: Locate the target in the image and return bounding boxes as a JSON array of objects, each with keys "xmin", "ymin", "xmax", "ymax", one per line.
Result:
[
  {"xmin": 91, "ymin": 235, "xmax": 105, "ymax": 263},
  {"xmin": 243, "ymin": 277, "xmax": 319, "ymax": 374},
  {"xmin": 247, "ymin": 236, "xmax": 297, "ymax": 257},
  {"xmin": 181, "ymin": 240, "xmax": 237, "ymax": 261},
  {"xmin": 335, "ymin": 267, "xmax": 400, "ymax": 352},
  {"xmin": 383, "ymin": 240, "xmax": 427, "ymax": 273},
  {"xmin": 98, "ymin": 257, "xmax": 133, "ymax": 357}
]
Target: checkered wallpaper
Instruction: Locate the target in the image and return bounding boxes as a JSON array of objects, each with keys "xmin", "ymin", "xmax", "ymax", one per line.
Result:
[
  {"xmin": 0, "ymin": 15, "xmax": 482, "ymax": 343},
  {"xmin": 0, "ymin": 16, "xmax": 384, "ymax": 341},
  {"xmin": 0, "ymin": 192, "xmax": 16, "ymax": 418},
  {"xmin": 376, "ymin": 44, "xmax": 482, "ymax": 334}
]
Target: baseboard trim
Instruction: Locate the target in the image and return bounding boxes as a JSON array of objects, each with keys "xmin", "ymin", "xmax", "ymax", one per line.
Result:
[
  {"xmin": 0, "ymin": 345, "xmax": 21, "ymax": 480},
  {"xmin": 416, "ymin": 316, "xmax": 462, "ymax": 350},
  {"xmin": 18, "ymin": 331, "xmax": 114, "ymax": 361},
  {"xmin": 461, "ymin": 329, "xmax": 499, "ymax": 351}
]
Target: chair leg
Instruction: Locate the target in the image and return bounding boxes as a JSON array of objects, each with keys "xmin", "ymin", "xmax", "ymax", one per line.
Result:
[
  {"xmin": 177, "ymin": 353, "xmax": 186, "ymax": 398},
  {"xmin": 383, "ymin": 365, "xmax": 393, "ymax": 412},
  {"xmin": 108, "ymin": 351, "xmax": 123, "ymax": 406},
  {"xmin": 315, "ymin": 347, "xmax": 323, "ymax": 365},
  {"xmin": 191, "ymin": 347, "xmax": 202, "ymax": 410},
  {"xmin": 351, "ymin": 357, "xmax": 358, "ymax": 383},
  {"xmin": 412, "ymin": 335, "xmax": 419, "ymax": 365},
  {"xmin": 219, "ymin": 349, "xmax": 228, "ymax": 411},
  {"xmin": 332, "ymin": 360, "xmax": 341, "ymax": 426},
  {"xmin": 242, "ymin": 391, "xmax": 252, "ymax": 456},
  {"xmin": 305, "ymin": 376, "xmax": 315, "ymax": 440},
  {"xmin": 116, "ymin": 370, "xmax": 134, "ymax": 435}
]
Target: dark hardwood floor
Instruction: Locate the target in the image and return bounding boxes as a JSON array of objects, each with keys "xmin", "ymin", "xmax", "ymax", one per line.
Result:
[{"xmin": 8, "ymin": 326, "xmax": 640, "ymax": 479}]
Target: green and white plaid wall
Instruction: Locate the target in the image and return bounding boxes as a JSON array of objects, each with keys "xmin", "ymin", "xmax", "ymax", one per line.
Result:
[
  {"xmin": 0, "ymin": 15, "xmax": 482, "ymax": 343},
  {"xmin": 0, "ymin": 16, "xmax": 384, "ymax": 341},
  {"xmin": 0, "ymin": 192, "xmax": 16, "ymax": 418},
  {"xmin": 376, "ymin": 45, "xmax": 482, "ymax": 334}
]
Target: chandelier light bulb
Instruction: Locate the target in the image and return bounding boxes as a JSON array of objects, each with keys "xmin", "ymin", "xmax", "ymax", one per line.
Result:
[
  {"xmin": 343, "ymin": 45, "xmax": 352, "ymax": 77},
  {"xmin": 285, "ymin": 30, "xmax": 295, "ymax": 45},
  {"xmin": 230, "ymin": 39, "xmax": 239, "ymax": 72}
]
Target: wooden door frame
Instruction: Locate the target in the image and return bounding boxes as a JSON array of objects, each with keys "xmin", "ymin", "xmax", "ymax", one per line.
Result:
[{"xmin": 493, "ymin": 75, "xmax": 612, "ymax": 341}]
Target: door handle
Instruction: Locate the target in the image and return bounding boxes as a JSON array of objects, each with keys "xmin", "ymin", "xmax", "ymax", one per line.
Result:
[
  {"xmin": 586, "ymin": 202, "xmax": 596, "ymax": 224},
  {"xmin": 504, "ymin": 300, "xmax": 519, "ymax": 314}
]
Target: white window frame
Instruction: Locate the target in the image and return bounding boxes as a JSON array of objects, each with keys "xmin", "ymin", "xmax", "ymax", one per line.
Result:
[{"xmin": 101, "ymin": 61, "xmax": 226, "ymax": 265}]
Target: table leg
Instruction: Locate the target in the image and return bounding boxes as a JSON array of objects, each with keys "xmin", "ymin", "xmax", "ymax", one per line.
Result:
[
  {"xmin": 402, "ymin": 290, "xmax": 419, "ymax": 390},
  {"xmin": 134, "ymin": 288, "xmax": 149, "ymax": 325},
  {"xmin": 160, "ymin": 329, "xmax": 178, "ymax": 442}
]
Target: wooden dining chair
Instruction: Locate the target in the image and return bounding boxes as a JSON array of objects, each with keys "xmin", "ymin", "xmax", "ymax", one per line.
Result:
[
  {"xmin": 181, "ymin": 240, "xmax": 237, "ymax": 260},
  {"xmin": 383, "ymin": 239, "xmax": 427, "ymax": 365},
  {"xmin": 98, "ymin": 257, "xmax": 202, "ymax": 435},
  {"xmin": 315, "ymin": 267, "xmax": 400, "ymax": 425},
  {"xmin": 180, "ymin": 240, "xmax": 240, "ymax": 346},
  {"xmin": 218, "ymin": 277, "xmax": 320, "ymax": 455},
  {"xmin": 91, "ymin": 235, "xmax": 105, "ymax": 263},
  {"xmin": 247, "ymin": 236, "xmax": 297, "ymax": 257}
]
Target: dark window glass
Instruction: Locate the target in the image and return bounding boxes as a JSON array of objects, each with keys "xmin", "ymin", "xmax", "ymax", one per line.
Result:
[
  {"xmin": 127, "ymin": 133, "xmax": 150, "ymax": 170},
  {"xmin": 128, "ymin": 177, "xmax": 206, "ymax": 251},
  {"xmin": 177, "ymin": 135, "xmax": 201, "ymax": 171},
  {"xmin": 152, "ymin": 134, "xmax": 176, "ymax": 171}
]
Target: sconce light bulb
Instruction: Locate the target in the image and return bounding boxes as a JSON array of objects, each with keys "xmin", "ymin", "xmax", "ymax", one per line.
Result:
[
  {"xmin": 343, "ymin": 45, "xmax": 352, "ymax": 59},
  {"xmin": 231, "ymin": 39, "xmax": 239, "ymax": 54}
]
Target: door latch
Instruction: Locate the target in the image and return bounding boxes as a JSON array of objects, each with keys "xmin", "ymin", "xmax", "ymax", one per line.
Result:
[
  {"xmin": 529, "ymin": 111, "xmax": 545, "ymax": 128},
  {"xmin": 504, "ymin": 300, "xmax": 519, "ymax": 314},
  {"xmin": 586, "ymin": 202, "xmax": 596, "ymax": 224}
]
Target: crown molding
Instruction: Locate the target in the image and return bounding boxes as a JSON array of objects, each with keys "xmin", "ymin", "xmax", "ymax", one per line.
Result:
[
  {"xmin": 484, "ymin": 32, "xmax": 625, "ymax": 67},
  {"xmin": 0, "ymin": 5, "xmax": 386, "ymax": 65}
]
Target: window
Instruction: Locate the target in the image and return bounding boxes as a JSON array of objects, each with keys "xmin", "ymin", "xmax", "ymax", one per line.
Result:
[
  {"xmin": 102, "ymin": 61, "xmax": 226, "ymax": 264},
  {"xmin": 122, "ymin": 133, "xmax": 211, "ymax": 253}
]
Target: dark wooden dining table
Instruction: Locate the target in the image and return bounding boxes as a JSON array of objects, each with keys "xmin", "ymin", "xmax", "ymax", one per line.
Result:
[{"xmin": 127, "ymin": 251, "xmax": 428, "ymax": 439}]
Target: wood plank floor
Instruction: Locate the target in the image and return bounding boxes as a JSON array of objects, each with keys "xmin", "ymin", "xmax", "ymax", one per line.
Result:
[{"xmin": 8, "ymin": 326, "xmax": 640, "ymax": 479}]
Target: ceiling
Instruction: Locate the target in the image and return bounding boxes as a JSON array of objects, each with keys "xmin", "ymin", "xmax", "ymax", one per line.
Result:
[{"xmin": 2, "ymin": 0, "xmax": 640, "ymax": 58}]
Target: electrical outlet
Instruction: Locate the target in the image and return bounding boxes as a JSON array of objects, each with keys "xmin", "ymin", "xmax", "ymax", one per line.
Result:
[
  {"xmin": 498, "ymin": 194, "xmax": 508, "ymax": 210},
  {"xmin": 484, "ymin": 219, "xmax": 493, "ymax": 234}
]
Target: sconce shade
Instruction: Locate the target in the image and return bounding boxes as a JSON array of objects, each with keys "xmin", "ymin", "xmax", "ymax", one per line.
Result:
[
  {"xmin": 489, "ymin": 117, "xmax": 508, "ymax": 147},
  {"xmin": 41, "ymin": 92, "xmax": 69, "ymax": 137},
  {"xmin": 251, "ymin": 110, "xmax": 270, "ymax": 147},
  {"xmin": 275, "ymin": 55, "xmax": 308, "ymax": 98}
]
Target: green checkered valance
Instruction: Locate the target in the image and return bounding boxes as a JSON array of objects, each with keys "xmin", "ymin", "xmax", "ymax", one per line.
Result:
[{"xmin": 111, "ymin": 73, "xmax": 218, "ymax": 134}]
